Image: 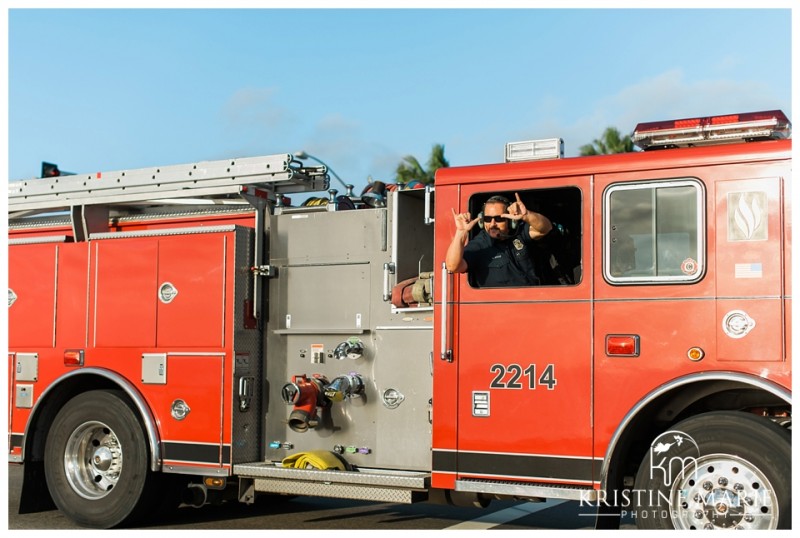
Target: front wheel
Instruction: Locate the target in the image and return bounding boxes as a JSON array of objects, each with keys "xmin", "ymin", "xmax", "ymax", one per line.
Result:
[
  {"xmin": 44, "ymin": 390, "xmax": 159, "ymax": 528},
  {"xmin": 633, "ymin": 411, "xmax": 791, "ymax": 530}
]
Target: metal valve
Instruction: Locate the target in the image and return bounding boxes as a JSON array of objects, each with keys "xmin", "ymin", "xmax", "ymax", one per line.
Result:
[
  {"xmin": 334, "ymin": 337, "xmax": 364, "ymax": 360},
  {"xmin": 323, "ymin": 373, "xmax": 365, "ymax": 402}
]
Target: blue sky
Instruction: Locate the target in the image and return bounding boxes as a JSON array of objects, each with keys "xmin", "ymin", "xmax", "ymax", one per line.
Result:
[{"xmin": 5, "ymin": 5, "xmax": 795, "ymax": 195}]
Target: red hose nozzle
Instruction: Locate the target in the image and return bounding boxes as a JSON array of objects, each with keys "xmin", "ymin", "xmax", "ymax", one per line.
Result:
[{"xmin": 281, "ymin": 375, "xmax": 327, "ymax": 432}]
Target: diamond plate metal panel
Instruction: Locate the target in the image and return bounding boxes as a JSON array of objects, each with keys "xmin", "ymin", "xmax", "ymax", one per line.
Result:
[
  {"xmin": 253, "ymin": 478, "xmax": 420, "ymax": 504},
  {"xmin": 236, "ymin": 463, "xmax": 429, "ymax": 488},
  {"xmin": 230, "ymin": 226, "xmax": 263, "ymax": 464}
]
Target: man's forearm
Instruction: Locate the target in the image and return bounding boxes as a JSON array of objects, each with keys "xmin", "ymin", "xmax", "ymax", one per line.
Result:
[
  {"xmin": 525, "ymin": 212, "xmax": 553, "ymax": 239},
  {"xmin": 445, "ymin": 230, "xmax": 469, "ymax": 273}
]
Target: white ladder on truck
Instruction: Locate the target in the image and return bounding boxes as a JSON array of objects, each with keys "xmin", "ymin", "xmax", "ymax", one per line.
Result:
[
  {"xmin": 7, "ymin": 153, "xmax": 329, "ymax": 214},
  {"xmin": 8, "ymin": 153, "xmax": 328, "ymax": 321}
]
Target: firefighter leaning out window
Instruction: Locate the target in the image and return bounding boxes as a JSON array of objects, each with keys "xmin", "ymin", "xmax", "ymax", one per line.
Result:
[{"xmin": 445, "ymin": 192, "xmax": 575, "ymax": 288}]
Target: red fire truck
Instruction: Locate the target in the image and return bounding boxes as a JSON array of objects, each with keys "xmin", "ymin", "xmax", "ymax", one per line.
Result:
[{"xmin": 7, "ymin": 110, "xmax": 791, "ymax": 530}]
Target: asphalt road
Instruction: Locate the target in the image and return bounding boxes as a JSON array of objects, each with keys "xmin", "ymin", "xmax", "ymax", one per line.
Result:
[{"xmin": 7, "ymin": 464, "xmax": 635, "ymax": 530}]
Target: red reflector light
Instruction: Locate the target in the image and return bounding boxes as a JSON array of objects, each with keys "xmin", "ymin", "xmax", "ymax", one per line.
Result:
[
  {"xmin": 710, "ymin": 114, "xmax": 738, "ymax": 125},
  {"xmin": 64, "ymin": 349, "xmax": 84, "ymax": 366},
  {"xmin": 675, "ymin": 118, "xmax": 701, "ymax": 128},
  {"xmin": 606, "ymin": 335, "xmax": 640, "ymax": 357}
]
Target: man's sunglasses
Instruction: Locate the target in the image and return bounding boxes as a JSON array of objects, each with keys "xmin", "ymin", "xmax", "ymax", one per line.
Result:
[{"xmin": 482, "ymin": 215, "xmax": 509, "ymax": 223}]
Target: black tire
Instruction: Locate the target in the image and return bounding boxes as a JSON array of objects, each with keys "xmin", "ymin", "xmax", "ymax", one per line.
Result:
[
  {"xmin": 44, "ymin": 390, "xmax": 159, "ymax": 528},
  {"xmin": 633, "ymin": 411, "xmax": 791, "ymax": 530}
]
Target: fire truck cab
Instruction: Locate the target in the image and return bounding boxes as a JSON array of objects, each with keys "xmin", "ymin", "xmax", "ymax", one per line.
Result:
[{"xmin": 7, "ymin": 110, "xmax": 792, "ymax": 530}]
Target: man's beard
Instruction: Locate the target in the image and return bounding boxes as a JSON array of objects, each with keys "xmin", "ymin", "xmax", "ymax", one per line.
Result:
[{"xmin": 487, "ymin": 227, "xmax": 510, "ymax": 240}]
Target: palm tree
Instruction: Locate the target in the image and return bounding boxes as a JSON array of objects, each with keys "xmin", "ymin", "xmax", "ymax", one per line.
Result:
[
  {"xmin": 395, "ymin": 144, "xmax": 449, "ymax": 185},
  {"xmin": 579, "ymin": 127, "xmax": 635, "ymax": 156}
]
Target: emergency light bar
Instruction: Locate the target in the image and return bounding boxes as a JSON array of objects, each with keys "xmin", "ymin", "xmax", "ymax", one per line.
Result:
[
  {"xmin": 505, "ymin": 138, "xmax": 564, "ymax": 162},
  {"xmin": 633, "ymin": 110, "xmax": 791, "ymax": 150}
]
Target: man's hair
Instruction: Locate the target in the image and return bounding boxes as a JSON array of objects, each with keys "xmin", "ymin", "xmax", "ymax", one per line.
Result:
[{"xmin": 483, "ymin": 195, "xmax": 511, "ymax": 211}]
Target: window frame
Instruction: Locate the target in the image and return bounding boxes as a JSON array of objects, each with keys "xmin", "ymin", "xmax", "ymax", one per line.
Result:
[
  {"xmin": 466, "ymin": 186, "xmax": 583, "ymax": 289},
  {"xmin": 603, "ymin": 178, "xmax": 706, "ymax": 285}
]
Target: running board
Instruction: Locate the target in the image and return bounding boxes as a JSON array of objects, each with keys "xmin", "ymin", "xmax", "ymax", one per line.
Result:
[
  {"xmin": 234, "ymin": 462, "xmax": 430, "ymax": 504},
  {"xmin": 456, "ymin": 478, "xmax": 598, "ymax": 501}
]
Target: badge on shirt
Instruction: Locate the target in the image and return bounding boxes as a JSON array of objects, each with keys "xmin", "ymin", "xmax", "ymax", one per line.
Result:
[{"xmin": 513, "ymin": 238, "xmax": 524, "ymax": 251}]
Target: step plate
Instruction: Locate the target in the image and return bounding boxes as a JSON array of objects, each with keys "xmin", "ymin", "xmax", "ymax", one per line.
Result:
[
  {"xmin": 235, "ymin": 462, "xmax": 430, "ymax": 489},
  {"xmin": 253, "ymin": 478, "xmax": 426, "ymax": 504},
  {"xmin": 456, "ymin": 478, "xmax": 598, "ymax": 501}
]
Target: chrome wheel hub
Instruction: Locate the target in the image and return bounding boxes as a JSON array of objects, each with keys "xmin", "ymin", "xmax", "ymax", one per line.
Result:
[
  {"xmin": 671, "ymin": 454, "xmax": 777, "ymax": 529},
  {"xmin": 64, "ymin": 420, "xmax": 123, "ymax": 500}
]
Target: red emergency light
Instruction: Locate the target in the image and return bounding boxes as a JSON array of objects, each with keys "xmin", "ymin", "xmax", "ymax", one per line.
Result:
[{"xmin": 633, "ymin": 110, "xmax": 791, "ymax": 150}]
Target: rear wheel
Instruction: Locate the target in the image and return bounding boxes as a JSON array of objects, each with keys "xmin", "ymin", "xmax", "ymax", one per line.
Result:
[
  {"xmin": 44, "ymin": 390, "xmax": 159, "ymax": 528},
  {"xmin": 633, "ymin": 411, "xmax": 791, "ymax": 530}
]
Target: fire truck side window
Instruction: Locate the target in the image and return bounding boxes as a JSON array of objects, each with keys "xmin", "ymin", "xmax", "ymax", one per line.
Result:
[
  {"xmin": 468, "ymin": 187, "xmax": 582, "ymax": 288},
  {"xmin": 605, "ymin": 179, "xmax": 705, "ymax": 284}
]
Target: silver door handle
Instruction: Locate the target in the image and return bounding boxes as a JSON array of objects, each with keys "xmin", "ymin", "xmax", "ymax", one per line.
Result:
[
  {"xmin": 424, "ymin": 185, "xmax": 435, "ymax": 225},
  {"xmin": 440, "ymin": 262, "xmax": 453, "ymax": 362}
]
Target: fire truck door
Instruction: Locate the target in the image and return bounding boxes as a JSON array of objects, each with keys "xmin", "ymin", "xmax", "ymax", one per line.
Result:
[{"xmin": 451, "ymin": 180, "xmax": 595, "ymax": 486}]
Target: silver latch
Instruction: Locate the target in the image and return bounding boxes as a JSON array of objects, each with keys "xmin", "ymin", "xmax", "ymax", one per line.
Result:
[
  {"xmin": 158, "ymin": 282, "xmax": 178, "ymax": 304},
  {"xmin": 382, "ymin": 262, "xmax": 396, "ymax": 301},
  {"xmin": 252, "ymin": 265, "xmax": 279, "ymax": 278},
  {"xmin": 238, "ymin": 376, "xmax": 254, "ymax": 411}
]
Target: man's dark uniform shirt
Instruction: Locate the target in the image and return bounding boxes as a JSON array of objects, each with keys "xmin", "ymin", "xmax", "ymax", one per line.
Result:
[
  {"xmin": 463, "ymin": 222, "xmax": 574, "ymax": 288},
  {"xmin": 463, "ymin": 222, "xmax": 539, "ymax": 287}
]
